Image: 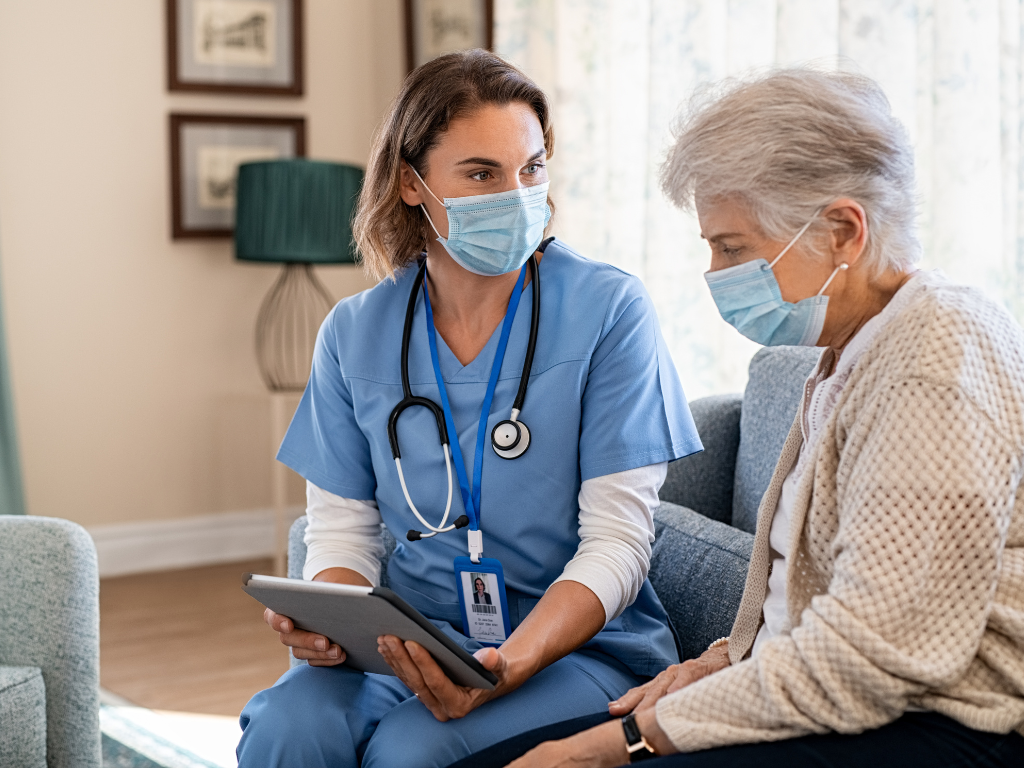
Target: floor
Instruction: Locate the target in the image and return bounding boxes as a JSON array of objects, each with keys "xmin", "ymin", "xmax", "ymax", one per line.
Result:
[{"xmin": 100, "ymin": 558, "xmax": 289, "ymax": 717}]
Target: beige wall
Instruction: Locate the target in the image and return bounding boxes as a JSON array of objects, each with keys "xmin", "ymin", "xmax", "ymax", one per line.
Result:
[{"xmin": 0, "ymin": 0, "xmax": 404, "ymax": 526}]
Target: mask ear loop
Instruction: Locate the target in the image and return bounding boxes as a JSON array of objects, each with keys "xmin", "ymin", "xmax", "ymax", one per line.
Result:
[
  {"xmin": 769, "ymin": 217, "xmax": 818, "ymax": 269},
  {"xmin": 817, "ymin": 262, "xmax": 849, "ymax": 296},
  {"xmin": 408, "ymin": 164, "xmax": 448, "ymax": 241},
  {"xmin": 768, "ymin": 212, "xmax": 847, "ymax": 295}
]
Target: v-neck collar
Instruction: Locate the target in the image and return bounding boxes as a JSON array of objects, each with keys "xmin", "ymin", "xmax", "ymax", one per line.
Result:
[{"xmin": 428, "ymin": 282, "xmax": 533, "ymax": 384}]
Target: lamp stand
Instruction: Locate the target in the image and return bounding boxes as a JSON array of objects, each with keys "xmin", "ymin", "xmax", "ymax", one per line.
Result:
[
  {"xmin": 271, "ymin": 392, "xmax": 292, "ymax": 576},
  {"xmin": 257, "ymin": 262, "xmax": 335, "ymax": 575},
  {"xmin": 256, "ymin": 263, "xmax": 335, "ymax": 393}
]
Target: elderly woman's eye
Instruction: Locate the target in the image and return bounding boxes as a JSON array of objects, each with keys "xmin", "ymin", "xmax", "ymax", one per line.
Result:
[{"xmin": 722, "ymin": 245, "xmax": 742, "ymax": 257}]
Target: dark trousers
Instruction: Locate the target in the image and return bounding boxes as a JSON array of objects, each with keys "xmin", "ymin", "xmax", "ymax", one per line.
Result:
[{"xmin": 449, "ymin": 710, "xmax": 1024, "ymax": 768}]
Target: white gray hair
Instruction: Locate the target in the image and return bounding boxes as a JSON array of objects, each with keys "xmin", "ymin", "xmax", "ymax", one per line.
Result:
[{"xmin": 661, "ymin": 67, "xmax": 921, "ymax": 273}]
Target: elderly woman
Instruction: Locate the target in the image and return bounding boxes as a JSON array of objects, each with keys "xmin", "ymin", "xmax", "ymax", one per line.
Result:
[{"xmin": 493, "ymin": 69, "xmax": 1024, "ymax": 767}]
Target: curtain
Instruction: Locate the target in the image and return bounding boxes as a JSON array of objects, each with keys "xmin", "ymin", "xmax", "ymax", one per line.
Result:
[
  {"xmin": 495, "ymin": 0, "xmax": 1023, "ymax": 398},
  {"xmin": 0, "ymin": 231, "xmax": 25, "ymax": 515}
]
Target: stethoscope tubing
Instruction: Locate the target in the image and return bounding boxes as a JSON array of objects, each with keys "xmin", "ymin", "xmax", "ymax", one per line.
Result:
[
  {"xmin": 388, "ymin": 261, "xmax": 459, "ymax": 537},
  {"xmin": 387, "ymin": 239, "xmax": 551, "ymax": 541}
]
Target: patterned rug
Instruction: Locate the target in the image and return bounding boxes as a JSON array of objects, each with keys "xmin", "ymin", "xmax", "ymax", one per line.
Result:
[{"xmin": 100, "ymin": 690, "xmax": 238, "ymax": 768}]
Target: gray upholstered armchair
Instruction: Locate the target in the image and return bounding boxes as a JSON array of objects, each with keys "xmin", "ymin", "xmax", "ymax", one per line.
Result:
[
  {"xmin": 287, "ymin": 347, "xmax": 820, "ymax": 665},
  {"xmin": 0, "ymin": 516, "xmax": 101, "ymax": 768}
]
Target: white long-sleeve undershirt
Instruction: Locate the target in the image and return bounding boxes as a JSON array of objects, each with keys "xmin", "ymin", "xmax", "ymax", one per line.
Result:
[{"xmin": 302, "ymin": 462, "xmax": 667, "ymax": 624}]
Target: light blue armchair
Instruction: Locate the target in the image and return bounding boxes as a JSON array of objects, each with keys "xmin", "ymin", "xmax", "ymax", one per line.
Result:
[
  {"xmin": 287, "ymin": 347, "xmax": 820, "ymax": 663},
  {"xmin": 0, "ymin": 516, "xmax": 101, "ymax": 768}
]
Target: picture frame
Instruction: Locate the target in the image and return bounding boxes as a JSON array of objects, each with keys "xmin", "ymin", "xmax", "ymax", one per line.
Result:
[
  {"xmin": 404, "ymin": 0, "xmax": 494, "ymax": 73},
  {"xmin": 169, "ymin": 113, "xmax": 306, "ymax": 239},
  {"xmin": 167, "ymin": 0, "xmax": 304, "ymax": 96}
]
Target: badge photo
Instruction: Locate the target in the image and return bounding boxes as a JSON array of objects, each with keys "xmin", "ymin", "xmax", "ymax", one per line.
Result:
[{"xmin": 454, "ymin": 557, "xmax": 511, "ymax": 646}]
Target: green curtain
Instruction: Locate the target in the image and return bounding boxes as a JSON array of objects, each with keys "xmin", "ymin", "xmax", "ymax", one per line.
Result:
[{"xmin": 0, "ymin": 234, "xmax": 25, "ymax": 515}]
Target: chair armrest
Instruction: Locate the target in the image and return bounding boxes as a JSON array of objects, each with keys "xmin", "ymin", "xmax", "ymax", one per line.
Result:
[
  {"xmin": 0, "ymin": 516, "xmax": 100, "ymax": 768},
  {"xmin": 659, "ymin": 394, "xmax": 742, "ymax": 525},
  {"xmin": 650, "ymin": 502, "xmax": 753, "ymax": 661}
]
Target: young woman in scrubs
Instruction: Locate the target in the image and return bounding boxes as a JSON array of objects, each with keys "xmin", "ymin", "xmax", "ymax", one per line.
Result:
[{"xmin": 236, "ymin": 49, "xmax": 702, "ymax": 768}]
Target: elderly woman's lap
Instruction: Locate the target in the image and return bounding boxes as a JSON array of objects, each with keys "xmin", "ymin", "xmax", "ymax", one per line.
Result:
[
  {"xmin": 452, "ymin": 712, "xmax": 1024, "ymax": 768},
  {"xmin": 645, "ymin": 713, "xmax": 1024, "ymax": 767}
]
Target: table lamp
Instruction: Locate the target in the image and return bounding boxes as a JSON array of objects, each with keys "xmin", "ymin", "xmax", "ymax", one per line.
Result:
[{"xmin": 235, "ymin": 159, "xmax": 363, "ymax": 391}]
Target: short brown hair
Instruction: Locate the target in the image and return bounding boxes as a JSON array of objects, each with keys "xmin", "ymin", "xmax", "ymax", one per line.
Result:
[{"xmin": 353, "ymin": 49, "xmax": 555, "ymax": 281}]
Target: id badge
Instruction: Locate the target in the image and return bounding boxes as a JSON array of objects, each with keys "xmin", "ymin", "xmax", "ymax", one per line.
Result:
[{"xmin": 454, "ymin": 556, "xmax": 512, "ymax": 646}]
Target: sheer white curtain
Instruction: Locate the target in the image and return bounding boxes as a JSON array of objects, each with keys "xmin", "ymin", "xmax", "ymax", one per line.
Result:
[{"xmin": 495, "ymin": 0, "xmax": 1024, "ymax": 398}]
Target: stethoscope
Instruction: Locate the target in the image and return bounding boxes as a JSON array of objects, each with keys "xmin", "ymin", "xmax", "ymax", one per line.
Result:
[{"xmin": 386, "ymin": 240, "xmax": 548, "ymax": 542}]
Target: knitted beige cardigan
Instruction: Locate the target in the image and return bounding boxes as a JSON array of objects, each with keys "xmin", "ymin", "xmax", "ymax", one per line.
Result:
[{"xmin": 656, "ymin": 275, "xmax": 1024, "ymax": 751}]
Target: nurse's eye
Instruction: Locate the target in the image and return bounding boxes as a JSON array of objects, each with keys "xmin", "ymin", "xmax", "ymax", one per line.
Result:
[
  {"xmin": 523, "ymin": 163, "xmax": 545, "ymax": 176},
  {"xmin": 470, "ymin": 170, "xmax": 493, "ymax": 181}
]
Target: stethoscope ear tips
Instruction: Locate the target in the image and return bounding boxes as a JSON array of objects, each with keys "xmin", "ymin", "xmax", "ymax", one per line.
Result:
[
  {"xmin": 454, "ymin": 515, "xmax": 470, "ymax": 529},
  {"xmin": 407, "ymin": 530, "xmax": 422, "ymax": 541}
]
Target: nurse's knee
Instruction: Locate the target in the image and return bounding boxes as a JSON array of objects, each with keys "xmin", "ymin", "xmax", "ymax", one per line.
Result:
[
  {"xmin": 362, "ymin": 703, "xmax": 464, "ymax": 768},
  {"xmin": 237, "ymin": 665, "xmax": 360, "ymax": 768}
]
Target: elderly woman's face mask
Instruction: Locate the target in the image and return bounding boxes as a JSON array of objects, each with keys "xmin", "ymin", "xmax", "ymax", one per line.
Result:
[{"xmin": 704, "ymin": 219, "xmax": 848, "ymax": 347}]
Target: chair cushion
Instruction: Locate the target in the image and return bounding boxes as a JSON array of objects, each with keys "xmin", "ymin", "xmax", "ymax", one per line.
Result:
[
  {"xmin": 0, "ymin": 665, "xmax": 47, "ymax": 768},
  {"xmin": 731, "ymin": 347, "xmax": 820, "ymax": 533},
  {"xmin": 660, "ymin": 394, "xmax": 742, "ymax": 524},
  {"xmin": 650, "ymin": 502, "xmax": 753, "ymax": 661}
]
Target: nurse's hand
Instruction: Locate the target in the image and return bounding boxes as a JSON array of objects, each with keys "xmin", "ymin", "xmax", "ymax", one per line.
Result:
[
  {"xmin": 262, "ymin": 566, "xmax": 372, "ymax": 666},
  {"xmin": 263, "ymin": 609, "xmax": 347, "ymax": 666},
  {"xmin": 377, "ymin": 637, "xmax": 516, "ymax": 721}
]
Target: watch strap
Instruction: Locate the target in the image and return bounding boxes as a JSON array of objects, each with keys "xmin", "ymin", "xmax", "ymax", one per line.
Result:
[{"xmin": 621, "ymin": 713, "xmax": 657, "ymax": 762}]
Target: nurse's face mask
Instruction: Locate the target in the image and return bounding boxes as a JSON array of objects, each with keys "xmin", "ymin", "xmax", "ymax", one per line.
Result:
[
  {"xmin": 410, "ymin": 165, "xmax": 552, "ymax": 277},
  {"xmin": 704, "ymin": 216, "xmax": 848, "ymax": 347}
]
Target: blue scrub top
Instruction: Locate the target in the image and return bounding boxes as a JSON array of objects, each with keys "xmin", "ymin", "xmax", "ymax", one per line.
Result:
[{"xmin": 278, "ymin": 239, "xmax": 703, "ymax": 677}]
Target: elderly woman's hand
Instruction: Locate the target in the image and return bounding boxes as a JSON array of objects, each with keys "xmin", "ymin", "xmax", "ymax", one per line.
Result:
[
  {"xmin": 608, "ymin": 641, "xmax": 730, "ymax": 716},
  {"xmin": 506, "ymin": 710, "xmax": 677, "ymax": 768}
]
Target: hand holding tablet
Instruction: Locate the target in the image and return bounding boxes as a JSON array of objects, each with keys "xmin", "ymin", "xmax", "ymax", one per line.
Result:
[{"xmin": 243, "ymin": 574, "xmax": 498, "ymax": 690}]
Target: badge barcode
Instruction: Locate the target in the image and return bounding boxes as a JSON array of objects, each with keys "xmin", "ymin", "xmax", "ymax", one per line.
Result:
[{"xmin": 471, "ymin": 604, "xmax": 497, "ymax": 614}]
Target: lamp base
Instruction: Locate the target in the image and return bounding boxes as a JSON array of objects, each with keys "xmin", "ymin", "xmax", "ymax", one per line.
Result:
[{"xmin": 255, "ymin": 263, "xmax": 335, "ymax": 392}]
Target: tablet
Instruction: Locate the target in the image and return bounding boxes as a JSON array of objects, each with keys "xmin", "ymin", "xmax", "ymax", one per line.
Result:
[{"xmin": 242, "ymin": 574, "xmax": 498, "ymax": 690}]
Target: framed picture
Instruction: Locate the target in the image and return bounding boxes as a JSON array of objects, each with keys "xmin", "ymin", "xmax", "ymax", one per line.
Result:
[
  {"xmin": 167, "ymin": 0, "xmax": 304, "ymax": 96},
  {"xmin": 404, "ymin": 0, "xmax": 493, "ymax": 73},
  {"xmin": 169, "ymin": 113, "xmax": 306, "ymax": 239}
]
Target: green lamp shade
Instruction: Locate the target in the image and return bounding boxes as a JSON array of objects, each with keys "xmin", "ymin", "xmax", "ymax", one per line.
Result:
[{"xmin": 235, "ymin": 159, "xmax": 363, "ymax": 264}]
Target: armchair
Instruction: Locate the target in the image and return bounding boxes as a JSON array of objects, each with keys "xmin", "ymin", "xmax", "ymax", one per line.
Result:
[{"xmin": 0, "ymin": 516, "xmax": 101, "ymax": 768}]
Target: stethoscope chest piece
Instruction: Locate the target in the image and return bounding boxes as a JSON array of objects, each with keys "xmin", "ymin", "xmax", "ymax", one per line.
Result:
[{"xmin": 491, "ymin": 419, "xmax": 530, "ymax": 460}]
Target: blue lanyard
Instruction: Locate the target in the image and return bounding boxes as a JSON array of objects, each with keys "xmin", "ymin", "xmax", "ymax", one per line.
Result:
[{"xmin": 422, "ymin": 264, "xmax": 527, "ymax": 531}]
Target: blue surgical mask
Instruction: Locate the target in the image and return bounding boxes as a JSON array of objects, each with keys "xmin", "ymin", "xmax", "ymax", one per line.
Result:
[
  {"xmin": 704, "ymin": 218, "xmax": 848, "ymax": 347},
  {"xmin": 412, "ymin": 167, "xmax": 552, "ymax": 276}
]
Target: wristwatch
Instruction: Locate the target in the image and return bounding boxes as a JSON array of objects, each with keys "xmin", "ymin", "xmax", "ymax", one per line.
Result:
[{"xmin": 621, "ymin": 712, "xmax": 657, "ymax": 762}]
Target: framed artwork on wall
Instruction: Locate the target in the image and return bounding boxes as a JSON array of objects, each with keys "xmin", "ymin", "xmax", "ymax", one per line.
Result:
[
  {"xmin": 404, "ymin": 0, "xmax": 494, "ymax": 73},
  {"xmin": 169, "ymin": 113, "xmax": 306, "ymax": 239},
  {"xmin": 166, "ymin": 0, "xmax": 304, "ymax": 96}
]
